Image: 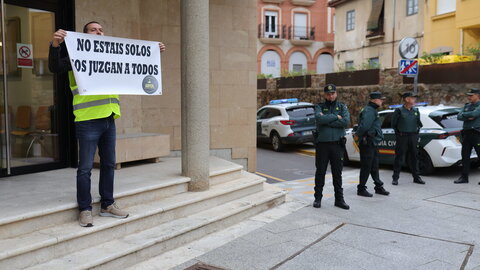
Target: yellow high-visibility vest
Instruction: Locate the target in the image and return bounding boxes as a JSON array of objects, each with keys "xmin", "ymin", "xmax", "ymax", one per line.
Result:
[{"xmin": 68, "ymin": 71, "xmax": 121, "ymax": 122}]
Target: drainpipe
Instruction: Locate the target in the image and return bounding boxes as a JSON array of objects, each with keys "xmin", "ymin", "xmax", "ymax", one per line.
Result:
[
  {"xmin": 460, "ymin": 29, "xmax": 464, "ymax": 55},
  {"xmin": 391, "ymin": 0, "xmax": 397, "ymax": 67}
]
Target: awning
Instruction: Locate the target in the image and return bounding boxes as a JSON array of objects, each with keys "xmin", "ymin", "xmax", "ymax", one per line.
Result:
[{"xmin": 367, "ymin": 0, "xmax": 384, "ymax": 30}]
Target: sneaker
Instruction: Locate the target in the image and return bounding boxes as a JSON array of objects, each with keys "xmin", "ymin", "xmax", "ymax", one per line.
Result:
[
  {"xmin": 100, "ymin": 203, "xmax": 129, "ymax": 218},
  {"xmin": 79, "ymin": 210, "xmax": 93, "ymax": 227}
]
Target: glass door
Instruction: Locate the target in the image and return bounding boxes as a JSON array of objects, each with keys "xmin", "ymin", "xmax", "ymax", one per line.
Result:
[{"xmin": 0, "ymin": 0, "xmax": 74, "ymax": 176}]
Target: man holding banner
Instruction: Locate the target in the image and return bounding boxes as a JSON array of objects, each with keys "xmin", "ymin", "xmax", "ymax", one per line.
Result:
[{"xmin": 49, "ymin": 21, "xmax": 166, "ymax": 227}]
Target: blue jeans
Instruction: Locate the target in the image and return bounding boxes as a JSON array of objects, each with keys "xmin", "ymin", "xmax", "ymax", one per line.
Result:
[{"xmin": 75, "ymin": 115, "xmax": 116, "ymax": 211}]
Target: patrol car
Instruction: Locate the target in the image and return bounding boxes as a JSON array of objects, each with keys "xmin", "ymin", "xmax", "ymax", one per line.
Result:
[
  {"xmin": 257, "ymin": 98, "xmax": 316, "ymax": 151},
  {"xmin": 344, "ymin": 104, "xmax": 478, "ymax": 175}
]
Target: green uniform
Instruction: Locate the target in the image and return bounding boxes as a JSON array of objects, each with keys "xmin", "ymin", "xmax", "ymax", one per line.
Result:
[
  {"xmin": 458, "ymin": 101, "xmax": 480, "ymax": 129},
  {"xmin": 356, "ymin": 102, "xmax": 383, "ymax": 145},
  {"xmin": 391, "ymin": 105, "xmax": 422, "ymax": 133},
  {"xmin": 391, "ymin": 105, "xmax": 423, "ymax": 182},
  {"xmin": 457, "ymin": 101, "xmax": 480, "ymax": 180},
  {"xmin": 314, "ymin": 100, "xmax": 350, "ymax": 143}
]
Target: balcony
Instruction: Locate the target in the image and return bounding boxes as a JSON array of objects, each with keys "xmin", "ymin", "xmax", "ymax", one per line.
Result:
[
  {"xmin": 288, "ymin": 26, "xmax": 315, "ymax": 46},
  {"xmin": 366, "ymin": 29, "xmax": 385, "ymax": 40},
  {"xmin": 258, "ymin": 24, "xmax": 286, "ymax": 45},
  {"xmin": 262, "ymin": 0, "xmax": 284, "ymax": 3},
  {"xmin": 291, "ymin": 0, "xmax": 316, "ymax": 6}
]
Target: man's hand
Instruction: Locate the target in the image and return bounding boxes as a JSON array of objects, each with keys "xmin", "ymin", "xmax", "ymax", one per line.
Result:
[
  {"xmin": 337, "ymin": 115, "xmax": 343, "ymax": 120},
  {"xmin": 159, "ymin": 42, "xmax": 166, "ymax": 53},
  {"xmin": 52, "ymin": 29, "xmax": 67, "ymax": 47}
]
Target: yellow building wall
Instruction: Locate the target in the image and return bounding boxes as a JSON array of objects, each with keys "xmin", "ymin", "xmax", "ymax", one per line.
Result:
[{"xmin": 424, "ymin": 0, "xmax": 480, "ymax": 55}]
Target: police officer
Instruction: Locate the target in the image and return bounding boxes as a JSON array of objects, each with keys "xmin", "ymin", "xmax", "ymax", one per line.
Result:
[
  {"xmin": 355, "ymin": 92, "xmax": 390, "ymax": 197},
  {"xmin": 313, "ymin": 84, "xmax": 350, "ymax": 210},
  {"xmin": 454, "ymin": 88, "xmax": 480, "ymax": 184},
  {"xmin": 391, "ymin": 92, "xmax": 425, "ymax": 185}
]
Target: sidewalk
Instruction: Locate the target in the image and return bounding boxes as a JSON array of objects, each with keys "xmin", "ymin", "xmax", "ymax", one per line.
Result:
[{"xmin": 164, "ymin": 168, "xmax": 480, "ymax": 270}]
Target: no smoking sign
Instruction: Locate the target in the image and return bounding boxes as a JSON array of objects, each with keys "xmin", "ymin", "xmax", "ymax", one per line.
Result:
[{"xmin": 17, "ymin": 43, "xmax": 33, "ymax": 68}]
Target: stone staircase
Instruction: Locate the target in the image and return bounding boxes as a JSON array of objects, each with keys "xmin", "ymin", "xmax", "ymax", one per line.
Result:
[{"xmin": 0, "ymin": 157, "xmax": 286, "ymax": 269}]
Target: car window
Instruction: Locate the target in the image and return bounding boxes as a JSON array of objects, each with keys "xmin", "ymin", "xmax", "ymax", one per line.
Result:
[
  {"xmin": 257, "ymin": 108, "xmax": 267, "ymax": 120},
  {"xmin": 379, "ymin": 112, "xmax": 393, "ymax": 129},
  {"xmin": 258, "ymin": 108, "xmax": 281, "ymax": 119},
  {"xmin": 431, "ymin": 112, "xmax": 463, "ymax": 129},
  {"xmin": 286, "ymin": 106, "xmax": 314, "ymax": 118},
  {"xmin": 267, "ymin": 108, "xmax": 282, "ymax": 118}
]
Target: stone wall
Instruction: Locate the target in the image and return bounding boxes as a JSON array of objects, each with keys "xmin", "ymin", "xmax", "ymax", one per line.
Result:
[
  {"xmin": 77, "ymin": 0, "xmax": 258, "ymax": 171},
  {"xmin": 258, "ymin": 65, "xmax": 480, "ymax": 126}
]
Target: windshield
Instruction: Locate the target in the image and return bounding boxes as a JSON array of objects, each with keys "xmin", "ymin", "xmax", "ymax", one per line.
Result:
[{"xmin": 286, "ymin": 106, "xmax": 315, "ymax": 118}]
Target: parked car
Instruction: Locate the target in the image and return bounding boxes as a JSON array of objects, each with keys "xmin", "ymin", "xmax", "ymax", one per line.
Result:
[
  {"xmin": 344, "ymin": 104, "xmax": 478, "ymax": 175},
  {"xmin": 257, "ymin": 98, "xmax": 316, "ymax": 151}
]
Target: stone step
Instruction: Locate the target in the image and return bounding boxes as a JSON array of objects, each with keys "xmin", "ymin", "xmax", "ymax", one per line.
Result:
[
  {"xmin": 0, "ymin": 173, "xmax": 266, "ymax": 269},
  {"xmin": 26, "ymin": 184, "xmax": 286, "ymax": 270},
  {"xmin": 0, "ymin": 157, "xmax": 242, "ymax": 240},
  {"xmin": 0, "ymin": 176, "xmax": 190, "ymax": 240},
  {"xmin": 209, "ymin": 159, "xmax": 243, "ymax": 185}
]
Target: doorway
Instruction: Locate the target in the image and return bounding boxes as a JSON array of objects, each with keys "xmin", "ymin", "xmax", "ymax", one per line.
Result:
[{"xmin": 0, "ymin": 0, "xmax": 74, "ymax": 176}]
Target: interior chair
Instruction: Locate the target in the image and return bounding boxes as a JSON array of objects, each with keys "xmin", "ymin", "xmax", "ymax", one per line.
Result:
[{"xmin": 26, "ymin": 106, "xmax": 57, "ymax": 157}]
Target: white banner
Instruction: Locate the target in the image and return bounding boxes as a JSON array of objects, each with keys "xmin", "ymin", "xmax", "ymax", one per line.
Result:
[{"xmin": 64, "ymin": 31, "xmax": 162, "ymax": 95}]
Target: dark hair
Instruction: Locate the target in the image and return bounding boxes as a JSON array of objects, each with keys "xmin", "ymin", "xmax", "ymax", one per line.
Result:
[{"xmin": 83, "ymin": 21, "xmax": 101, "ymax": 33}]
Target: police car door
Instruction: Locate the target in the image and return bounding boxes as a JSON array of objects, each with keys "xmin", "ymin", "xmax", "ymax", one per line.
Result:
[
  {"xmin": 257, "ymin": 108, "xmax": 269, "ymax": 142},
  {"xmin": 378, "ymin": 112, "xmax": 396, "ymax": 164}
]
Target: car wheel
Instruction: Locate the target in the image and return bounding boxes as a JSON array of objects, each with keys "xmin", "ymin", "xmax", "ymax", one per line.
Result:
[
  {"xmin": 271, "ymin": 132, "xmax": 284, "ymax": 152},
  {"xmin": 419, "ymin": 149, "xmax": 435, "ymax": 175}
]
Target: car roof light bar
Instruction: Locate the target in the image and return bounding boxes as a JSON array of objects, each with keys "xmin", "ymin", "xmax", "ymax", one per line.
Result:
[{"xmin": 269, "ymin": 98, "xmax": 299, "ymax": 105}]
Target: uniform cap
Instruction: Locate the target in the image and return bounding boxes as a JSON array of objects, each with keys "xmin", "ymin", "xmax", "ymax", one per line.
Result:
[
  {"xmin": 370, "ymin": 92, "xmax": 386, "ymax": 100},
  {"xmin": 324, "ymin": 84, "xmax": 337, "ymax": 93},
  {"xmin": 400, "ymin": 92, "xmax": 419, "ymax": 98},
  {"xmin": 466, "ymin": 88, "xmax": 480, "ymax": 96}
]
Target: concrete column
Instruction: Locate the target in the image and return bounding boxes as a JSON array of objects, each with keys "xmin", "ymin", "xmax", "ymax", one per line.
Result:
[{"xmin": 181, "ymin": 0, "xmax": 210, "ymax": 191}]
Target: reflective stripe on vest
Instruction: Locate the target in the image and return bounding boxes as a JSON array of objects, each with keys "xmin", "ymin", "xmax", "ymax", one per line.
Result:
[
  {"xmin": 73, "ymin": 98, "xmax": 120, "ymax": 111},
  {"xmin": 72, "ymin": 89, "xmax": 79, "ymax": 96}
]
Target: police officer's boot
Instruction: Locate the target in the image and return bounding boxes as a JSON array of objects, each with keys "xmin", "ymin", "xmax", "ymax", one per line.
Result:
[
  {"xmin": 357, "ymin": 186, "xmax": 373, "ymax": 197},
  {"xmin": 454, "ymin": 176, "xmax": 469, "ymax": 184},
  {"xmin": 313, "ymin": 199, "xmax": 321, "ymax": 208},
  {"xmin": 334, "ymin": 196, "xmax": 350, "ymax": 210},
  {"xmin": 392, "ymin": 178, "xmax": 398, "ymax": 186},
  {"xmin": 374, "ymin": 186, "xmax": 390, "ymax": 196},
  {"xmin": 413, "ymin": 176, "xmax": 425, "ymax": 184}
]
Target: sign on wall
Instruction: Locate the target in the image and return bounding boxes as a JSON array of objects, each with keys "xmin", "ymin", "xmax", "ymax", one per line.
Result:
[
  {"xmin": 17, "ymin": 43, "xmax": 33, "ymax": 68},
  {"xmin": 64, "ymin": 31, "xmax": 162, "ymax": 95}
]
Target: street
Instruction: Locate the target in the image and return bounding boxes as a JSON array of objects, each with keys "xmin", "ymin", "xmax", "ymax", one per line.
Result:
[
  {"xmin": 175, "ymin": 145, "xmax": 480, "ymax": 269},
  {"xmin": 256, "ymin": 143, "xmax": 480, "ymax": 204}
]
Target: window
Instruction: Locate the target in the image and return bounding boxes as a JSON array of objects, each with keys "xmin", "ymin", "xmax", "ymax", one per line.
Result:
[
  {"xmin": 368, "ymin": 57, "xmax": 380, "ymax": 69},
  {"xmin": 286, "ymin": 106, "xmax": 315, "ymax": 118},
  {"xmin": 292, "ymin": 64, "xmax": 303, "ymax": 72},
  {"xmin": 345, "ymin": 61, "xmax": 354, "ymax": 70},
  {"xmin": 293, "ymin": 13, "xmax": 308, "ymax": 40},
  {"xmin": 258, "ymin": 108, "xmax": 282, "ymax": 120},
  {"xmin": 379, "ymin": 113, "xmax": 393, "ymax": 129},
  {"xmin": 436, "ymin": 0, "xmax": 456, "ymax": 15},
  {"xmin": 346, "ymin": 10, "xmax": 355, "ymax": 31},
  {"xmin": 264, "ymin": 11, "xmax": 279, "ymax": 38},
  {"xmin": 407, "ymin": 0, "xmax": 418, "ymax": 16}
]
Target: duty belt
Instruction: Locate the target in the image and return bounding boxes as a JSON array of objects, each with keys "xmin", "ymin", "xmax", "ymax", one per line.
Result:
[{"xmin": 73, "ymin": 98, "xmax": 120, "ymax": 111}]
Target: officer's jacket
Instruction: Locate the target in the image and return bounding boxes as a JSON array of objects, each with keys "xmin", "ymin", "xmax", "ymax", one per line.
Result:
[
  {"xmin": 391, "ymin": 105, "xmax": 422, "ymax": 133},
  {"xmin": 356, "ymin": 102, "xmax": 383, "ymax": 145},
  {"xmin": 314, "ymin": 100, "xmax": 350, "ymax": 143},
  {"xmin": 458, "ymin": 101, "xmax": 480, "ymax": 129}
]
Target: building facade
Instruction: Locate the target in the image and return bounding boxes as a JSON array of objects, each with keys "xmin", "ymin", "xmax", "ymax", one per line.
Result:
[
  {"xmin": 257, "ymin": 0, "xmax": 335, "ymax": 77},
  {"xmin": 328, "ymin": 0, "xmax": 424, "ymax": 70},
  {"xmin": 0, "ymin": 0, "xmax": 258, "ymax": 177},
  {"xmin": 424, "ymin": 0, "xmax": 480, "ymax": 55}
]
